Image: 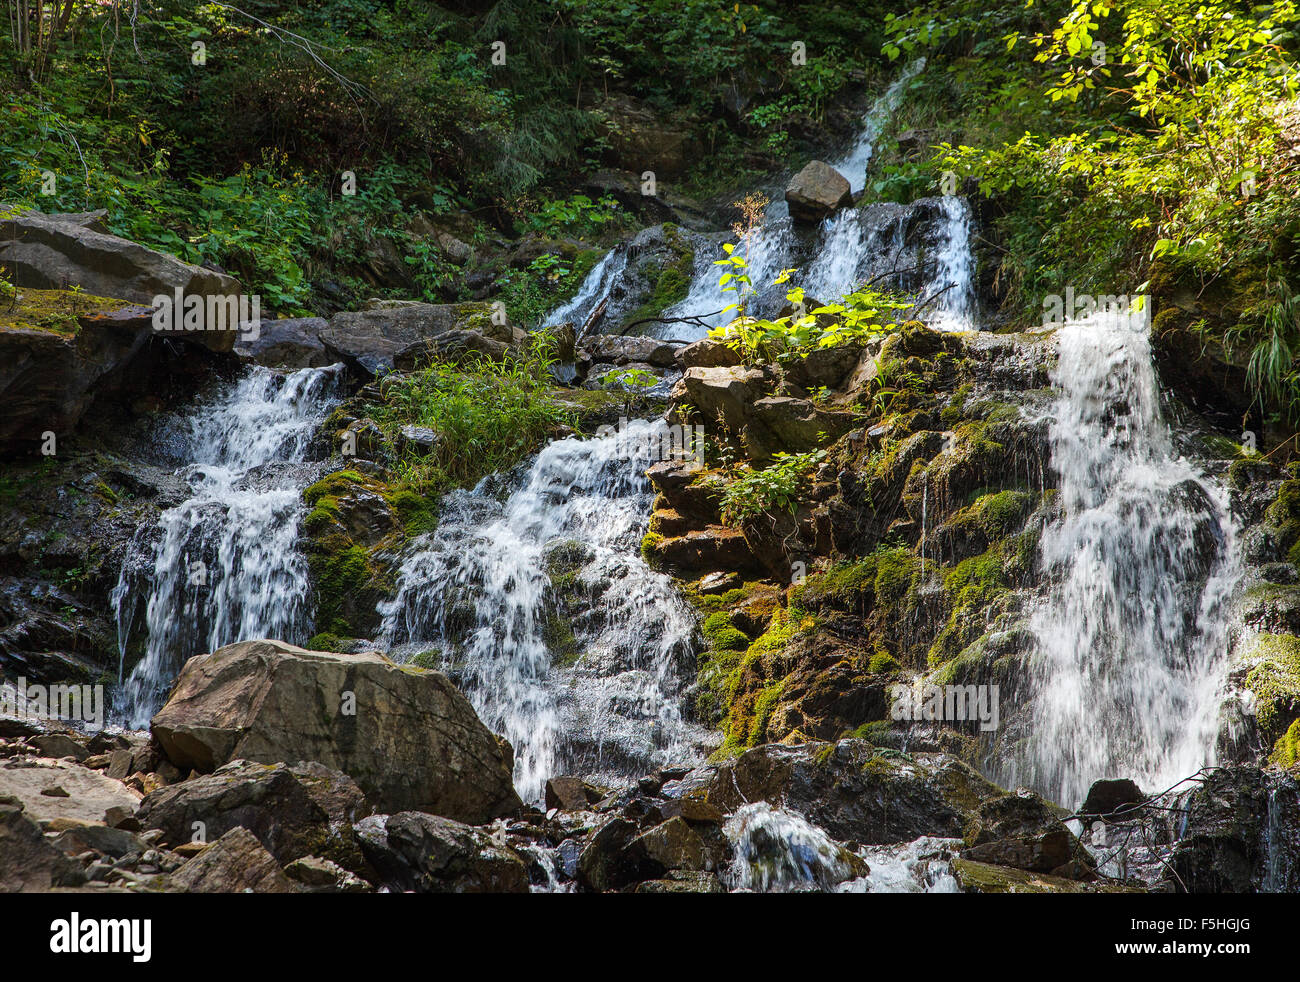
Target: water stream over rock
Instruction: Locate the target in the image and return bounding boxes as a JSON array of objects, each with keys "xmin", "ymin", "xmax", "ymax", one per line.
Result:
[{"xmin": 112, "ymin": 365, "xmax": 343, "ymax": 727}]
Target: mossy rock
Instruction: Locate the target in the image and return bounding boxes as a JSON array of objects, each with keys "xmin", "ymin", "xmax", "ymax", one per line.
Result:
[{"xmin": 1241, "ymin": 632, "xmax": 1300, "ymax": 745}]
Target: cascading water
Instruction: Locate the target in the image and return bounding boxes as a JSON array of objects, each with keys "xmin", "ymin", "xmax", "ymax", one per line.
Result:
[
  {"xmin": 1005, "ymin": 305, "xmax": 1240, "ymax": 808},
  {"xmin": 379, "ymin": 419, "xmax": 705, "ymax": 802},
  {"xmin": 543, "ymin": 246, "xmax": 629, "ymax": 331},
  {"xmin": 829, "ymin": 58, "xmax": 926, "ymax": 194},
  {"xmin": 925, "ymin": 194, "xmax": 976, "ymax": 331},
  {"xmin": 113, "ymin": 365, "xmax": 342, "ymax": 727}
]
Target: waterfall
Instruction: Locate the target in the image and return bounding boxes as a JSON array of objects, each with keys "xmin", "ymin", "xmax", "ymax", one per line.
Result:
[
  {"xmin": 379, "ymin": 419, "xmax": 704, "ymax": 802},
  {"xmin": 112, "ymin": 365, "xmax": 343, "ymax": 727},
  {"xmin": 1008, "ymin": 305, "xmax": 1239, "ymax": 808},
  {"xmin": 543, "ymin": 246, "xmax": 628, "ymax": 332},
  {"xmin": 926, "ymin": 195, "xmax": 977, "ymax": 332},
  {"xmin": 723, "ymin": 803, "xmax": 864, "ymax": 892},
  {"xmin": 830, "ymin": 57, "xmax": 926, "ymax": 194},
  {"xmin": 663, "ymin": 220, "xmax": 797, "ymax": 336}
]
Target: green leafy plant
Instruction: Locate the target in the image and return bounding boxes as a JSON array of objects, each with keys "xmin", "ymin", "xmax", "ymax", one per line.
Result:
[{"xmin": 720, "ymin": 449, "xmax": 827, "ymax": 525}]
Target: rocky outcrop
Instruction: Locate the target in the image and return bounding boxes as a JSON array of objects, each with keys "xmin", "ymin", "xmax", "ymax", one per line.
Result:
[
  {"xmin": 135, "ymin": 760, "xmax": 371, "ymax": 872},
  {"xmin": 234, "ymin": 316, "xmax": 331, "ymax": 368},
  {"xmin": 149, "ymin": 639, "xmax": 523, "ymax": 822},
  {"xmin": 0, "ymin": 208, "xmax": 242, "ymax": 353},
  {"xmin": 355, "ymin": 811, "xmax": 529, "ymax": 893},
  {"xmin": 784, "ymin": 160, "xmax": 853, "ymax": 225},
  {"xmin": 320, "ymin": 301, "xmax": 505, "ymax": 378},
  {"xmin": 0, "ymin": 291, "xmax": 159, "ymax": 451},
  {"xmin": 688, "ymin": 740, "xmax": 1001, "ymax": 845}
]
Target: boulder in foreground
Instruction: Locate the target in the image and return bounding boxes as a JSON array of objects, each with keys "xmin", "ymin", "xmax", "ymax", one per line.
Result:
[{"xmin": 150, "ymin": 639, "xmax": 522, "ymax": 824}]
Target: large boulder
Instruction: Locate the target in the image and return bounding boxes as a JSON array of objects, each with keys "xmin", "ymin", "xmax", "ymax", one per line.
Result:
[
  {"xmin": 0, "ymin": 208, "xmax": 243, "ymax": 352},
  {"xmin": 136, "ymin": 759, "xmax": 371, "ymax": 872},
  {"xmin": 0, "ymin": 755, "xmax": 141, "ymax": 825},
  {"xmin": 320, "ymin": 301, "xmax": 502, "ymax": 378},
  {"xmin": 149, "ymin": 639, "xmax": 523, "ymax": 823},
  {"xmin": 355, "ymin": 811, "xmax": 529, "ymax": 893},
  {"xmin": 784, "ymin": 161, "xmax": 853, "ymax": 225}
]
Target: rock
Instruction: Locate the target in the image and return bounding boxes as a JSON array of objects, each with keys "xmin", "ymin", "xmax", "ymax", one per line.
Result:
[
  {"xmin": 393, "ymin": 329, "xmax": 512, "ymax": 370},
  {"xmin": 576, "ymin": 817, "xmax": 647, "ymax": 892},
  {"xmin": 628, "ymin": 816, "xmax": 726, "ymax": 873},
  {"xmin": 1165, "ymin": 766, "xmax": 1300, "ymax": 892},
  {"xmin": 50, "ymin": 823, "xmax": 148, "ymax": 861},
  {"xmin": 697, "ymin": 571, "xmax": 742, "ymax": 595},
  {"xmin": 320, "ymin": 302, "xmax": 501, "ymax": 378},
  {"xmin": 1078, "ymin": 778, "xmax": 1148, "ymax": 821},
  {"xmin": 355, "ymin": 812, "xmax": 529, "ymax": 893},
  {"xmin": 26, "ymin": 733, "xmax": 88, "ymax": 762},
  {"xmin": 896, "ymin": 128, "xmax": 933, "ymax": 158},
  {"xmin": 397, "ymin": 424, "xmax": 439, "ymax": 456},
  {"xmin": 135, "ymin": 759, "xmax": 370, "ymax": 872},
  {"xmin": 545, "ymin": 776, "xmax": 592, "ymax": 812},
  {"xmin": 961, "ymin": 828, "xmax": 1084, "ymax": 876},
  {"xmin": 785, "ymin": 345, "xmax": 861, "ymax": 390},
  {"xmin": 698, "ymin": 741, "xmax": 1001, "ymax": 845},
  {"xmin": 0, "ymin": 294, "xmax": 159, "ymax": 450},
  {"xmin": 747, "ymin": 395, "xmax": 854, "ymax": 457},
  {"xmin": 676, "ymin": 338, "xmax": 742, "ymax": 370},
  {"xmin": 648, "ymin": 527, "xmax": 763, "ymax": 576},
  {"xmin": 584, "ymin": 335, "xmax": 678, "ymax": 368},
  {"xmin": 635, "ymin": 870, "xmax": 725, "ymax": 893},
  {"xmin": 0, "ymin": 796, "xmax": 83, "ymax": 891},
  {"xmin": 233, "ymin": 316, "xmax": 331, "ymax": 368},
  {"xmin": 952, "ymin": 858, "xmax": 1141, "ymax": 894},
  {"xmin": 784, "ymin": 161, "xmax": 853, "ymax": 225},
  {"xmin": 0, "ymin": 209, "xmax": 243, "ymax": 352},
  {"xmin": 149, "ymin": 639, "xmax": 523, "ymax": 823},
  {"xmin": 284, "ymin": 855, "xmax": 373, "ymax": 893},
  {"xmin": 0, "ymin": 757, "xmax": 141, "ymax": 825},
  {"xmin": 168, "ymin": 827, "xmax": 299, "ymax": 893},
  {"xmin": 671, "ymin": 365, "xmax": 768, "ymax": 433}
]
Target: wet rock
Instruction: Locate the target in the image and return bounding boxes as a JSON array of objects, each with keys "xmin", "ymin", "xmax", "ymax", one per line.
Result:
[
  {"xmin": 576, "ymin": 817, "xmax": 646, "ymax": 892},
  {"xmin": 698, "ymin": 740, "xmax": 1001, "ymax": 845},
  {"xmin": 634, "ymin": 870, "xmax": 725, "ymax": 893},
  {"xmin": 233, "ymin": 316, "xmax": 330, "ymax": 368},
  {"xmin": 583, "ymin": 335, "xmax": 678, "ymax": 368},
  {"xmin": 545, "ymin": 776, "xmax": 595, "ymax": 812},
  {"xmin": 355, "ymin": 812, "xmax": 528, "ymax": 893},
  {"xmin": 168, "ymin": 827, "xmax": 298, "ymax": 893},
  {"xmin": 1165, "ymin": 766, "xmax": 1300, "ymax": 892},
  {"xmin": 952, "ymin": 858, "xmax": 1141, "ymax": 894},
  {"xmin": 697, "ymin": 571, "xmax": 742, "ymax": 595},
  {"xmin": 394, "ymin": 329, "xmax": 513, "ymax": 370},
  {"xmin": 135, "ymin": 759, "xmax": 370, "ymax": 872},
  {"xmin": 1078, "ymin": 778, "xmax": 1148, "ymax": 821},
  {"xmin": 784, "ymin": 160, "xmax": 852, "ymax": 225},
  {"xmin": 150, "ymin": 639, "xmax": 523, "ymax": 823}
]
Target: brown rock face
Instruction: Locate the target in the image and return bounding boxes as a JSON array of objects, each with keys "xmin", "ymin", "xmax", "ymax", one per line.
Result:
[
  {"xmin": 168, "ymin": 827, "xmax": 298, "ymax": 893},
  {"xmin": 784, "ymin": 161, "xmax": 853, "ymax": 225},
  {"xmin": 150, "ymin": 639, "xmax": 523, "ymax": 823}
]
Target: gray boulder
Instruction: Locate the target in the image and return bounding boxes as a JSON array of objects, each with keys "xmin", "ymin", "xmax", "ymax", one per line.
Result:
[
  {"xmin": 149, "ymin": 639, "xmax": 523, "ymax": 823},
  {"xmin": 785, "ymin": 161, "xmax": 853, "ymax": 225}
]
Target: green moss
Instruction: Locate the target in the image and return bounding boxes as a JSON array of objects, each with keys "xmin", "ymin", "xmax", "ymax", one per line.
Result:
[
  {"xmin": 303, "ymin": 469, "xmax": 369, "ymax": 507},
  {"xmin": 1242, "ymin": 633, "xmax": 1300, "ymax": 742},
  {"xmin": 640, "ymin": 531, "xmax": 663, "ymax": 561},
  {"xmin": 0, "ymin": 286, "xmax": 134, "ymax": 336},
  {"xmin": 306, "ymin": 632, "xmax": 352, "ymax": 652},
  {"xmin": 622, "ymin": 225, "xmax": 695, "ymax": 328},
  {"xmin": 385, "ymin": 488, "xmax": 438, "ymax": 536},
  {"xmin": 410, "ymin": 650, "xmax": 442, "ymax": 670},
  {"xmin": 867, "ymin": 651, "xmax": 901, "ymax": 674},
  {"xmin": 542, "ymin": 613, "xmax": 582, "ymax": 667},
  {"xmin": 850, "ymin": 719, "xmax": 894, "ymax": 743},
  {"xmin": 1265, "ymin": 479, "xmax": 1300, "ymax": 566},
  {"xmin": 1272, "ymin": 718, "xmax": 1300, "ymax": 768}
]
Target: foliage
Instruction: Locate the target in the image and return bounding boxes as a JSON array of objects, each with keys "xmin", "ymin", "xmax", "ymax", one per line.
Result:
[
  {"xmin": 720, "ymin": 450, "xmax": 826, "ymax": 525},
  {"xmin": 368, "ymin": 334, "xmax": 573, "ymax": 491}
]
